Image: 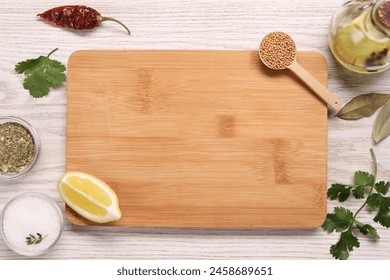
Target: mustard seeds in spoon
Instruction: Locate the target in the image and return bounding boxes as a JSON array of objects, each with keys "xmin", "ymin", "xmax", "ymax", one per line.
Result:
[
  {"xmin": 259, "ymin": 32, "xmax": 343, "ymax": 111},
  {"xmin": 259, "ymin": 32, "xmax": 296, "ymax": 70}
]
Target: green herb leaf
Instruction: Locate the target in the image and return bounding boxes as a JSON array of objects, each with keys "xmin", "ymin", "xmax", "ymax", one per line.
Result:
[
  {"xmin": 356, "ymin": 224, "xmax": 380, "ymax": 240},
  {"xmin": 376, "ymin": 181, "xmax": 390, "ymax": 195},
  {"xmin": 322, "ymin": 207, "xmax": 354, "ymax": 233},
  {"xmin": 372, "ymin": 196, "xmax": 390, "ymax": 227},
  {"xmin": 352, "ymin": 185, "xmax": 366, "ymax": 199},
  {"xmin": 373, "ymin": 100, "xmax": 390, "ymax": 143},
  {"xmin": 22, "ymin": 71, "xmax": 50, "ymax": 98},
  {"xmin": 376, "ymin": 213, "xmax": 390, "ymax": 228},
  {"xmin": 46, "ymin": 67, "xmax": 67, "ymax": 87},
  {"xmin": 15, "ymin": 58, "xmax": 41, "ymax": 74},
  {"xmin": 327, "ymin": 184, "xmax": 351, "ymax": 202},
  {"xmin": 25, "ymin": 233, "xmax": 47, "ymax": 245},
  {"xmin": 367, "ymin": 193, "xmax": 382, "ymax": 210},
  {"xmin": 375, "ymin": 205, "xmax": 390, "ymax": 225},
  {"xmin": 336, "ymin": 93, "xmax": 390, "ymax": 120},
  {"xmin": 322, "ymin": 149, "xmax": 390, "ymax": 260},
  {"xmin": 334, "ymin": 207, "xmax": 354, "ymax": 222},
  {"xmin": 354, "ymin": 171, "xmax": 374, "ymax": 186},
  {"xmin": 330, "ymin": 230, "xmax": 360, "ymax": 260},
  {"xmin": 15, "ymin": 48, "xmax": 66, "ymax": 98},
  {"xmin": 333, "ymin": 207, "xmax": 354, "ymax": 232},
  {"xmin": 322, "ymin": 214, "xmax": 338, "ymax": 233}
]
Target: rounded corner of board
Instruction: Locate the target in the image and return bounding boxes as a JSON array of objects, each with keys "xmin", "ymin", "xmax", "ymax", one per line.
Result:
[
  {"xmin": 317, "ymin": 53, "xmax": 329, "ymax": 70},
  {"xmin": 68, "ymin": 50, "xmax": 88, "ymax": 66},
  {"xmin": 64, "ymin": 206, "xmax": 90, "ymax": 226},
  {"xmin": 308, "ymin": 210, "xmax": 328, "ymax": 229},
  {"xmin": 308, "ymin": 51, "xmax": 329, "ymax": 69}
]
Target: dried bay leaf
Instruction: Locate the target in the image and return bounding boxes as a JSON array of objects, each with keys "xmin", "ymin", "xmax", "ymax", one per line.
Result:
[
  {"xmin": 337, "ymin": 93, "xmax": 390, "ymax": 120},
  {"xmin": 373, "ymin": 100, "xmax": 390, "ymax": 143}
]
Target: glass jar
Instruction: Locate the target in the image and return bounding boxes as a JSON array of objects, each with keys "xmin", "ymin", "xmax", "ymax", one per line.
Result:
[
  {"xmin": 0, "ymin": 116, "xmax": 41, "ymax": 180},
  {"xmin": 329, "ymin": 0, "xmax": 390, "ymax": 74},
  {"xmin": 0, "ymin": 193, "xmax": 63, "ymax": 256}
]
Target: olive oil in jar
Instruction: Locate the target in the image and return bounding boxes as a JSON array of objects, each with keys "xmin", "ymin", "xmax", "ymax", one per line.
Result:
[{"xmin": 329, "ymin": 0, "xmax": 390, "ymax": 74}]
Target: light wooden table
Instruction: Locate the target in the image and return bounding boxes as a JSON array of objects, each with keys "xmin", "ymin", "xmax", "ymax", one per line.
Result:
[{"xmin": 0, "ymin": 0, "xmax": 389, "ymax": 260}]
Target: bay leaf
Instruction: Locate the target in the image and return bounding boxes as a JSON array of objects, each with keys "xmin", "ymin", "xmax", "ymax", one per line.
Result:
[
  {"xmin": 337, "ymin": 93, "xmax": 390, "ymax": 120},
  {"xmin": 373, "ymin": 100, "xmax": 390, "ymax": 143}
]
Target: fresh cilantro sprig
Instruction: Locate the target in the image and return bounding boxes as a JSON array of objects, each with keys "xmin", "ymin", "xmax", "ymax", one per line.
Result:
[
  {"xmin": 15, "ymin": 48, "xmax": 66, "ymax": 98},
  {"xmin": 322, "ymin": 149, "xmax": 390, "ymax": 260}
]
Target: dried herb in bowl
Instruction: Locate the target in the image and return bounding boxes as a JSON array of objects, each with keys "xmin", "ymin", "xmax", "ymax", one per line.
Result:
[
  {"xmin": 0, "ymin": 122, "xmax": 35, "ymax": 174},
  {"xmin": 0, "ymin": 117, "xmax": 40, "ymax": 179}
]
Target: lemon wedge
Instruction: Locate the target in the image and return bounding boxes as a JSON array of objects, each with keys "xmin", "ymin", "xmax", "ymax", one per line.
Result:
[{"xmin": 57, "ymin": 171, "xmax": 122, "ymax": 223}]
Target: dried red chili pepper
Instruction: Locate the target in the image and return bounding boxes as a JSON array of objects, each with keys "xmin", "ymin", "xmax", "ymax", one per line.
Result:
[{"xmin": 37, "ymin": 6, "xmax": 131, "ymax": 35}]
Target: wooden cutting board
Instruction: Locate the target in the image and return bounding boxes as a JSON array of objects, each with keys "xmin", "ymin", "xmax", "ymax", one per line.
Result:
[{"xmin": 66, "ymin": 50, "xmax": 328, "ymax": 228}]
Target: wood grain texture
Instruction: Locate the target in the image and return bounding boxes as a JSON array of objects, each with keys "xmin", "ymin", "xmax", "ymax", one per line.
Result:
[
  {"xmin": 66, "ymin": 50, "xmax": 327, "ymax": 228},
  {"xmin": 0, "ymin": 0, "xmax": 389, "ymax": 259},
  {"xmin": 288, "ymin": 60, "xmax": 343, "ymax": 110}
]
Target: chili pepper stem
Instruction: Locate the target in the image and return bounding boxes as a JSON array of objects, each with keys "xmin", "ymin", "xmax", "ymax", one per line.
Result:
[{"xmin": 98, "ymin": 16, "xmax": 131, "ymax": 35}]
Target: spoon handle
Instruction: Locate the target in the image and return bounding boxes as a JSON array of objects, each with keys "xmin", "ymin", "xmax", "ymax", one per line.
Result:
[{"xmin": 288, "ymin": 60, "xmax": 343, "ymax": 111}]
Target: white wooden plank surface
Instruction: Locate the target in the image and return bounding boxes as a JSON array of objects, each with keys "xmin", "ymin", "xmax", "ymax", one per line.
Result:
[{"xmin": 0, "ymin": 0, "xmax": 389, "ymax": 259}]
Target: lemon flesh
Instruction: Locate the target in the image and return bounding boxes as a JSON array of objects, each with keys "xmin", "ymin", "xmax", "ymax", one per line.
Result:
[{"xmin": 57, "ymin": 171, "xmax": 122, "ymax": 223}]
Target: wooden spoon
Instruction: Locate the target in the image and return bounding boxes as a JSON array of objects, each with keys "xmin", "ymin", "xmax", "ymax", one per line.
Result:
[{"xmin": 259, "ymin": 32, "xmax": 343, "ymax": 111}]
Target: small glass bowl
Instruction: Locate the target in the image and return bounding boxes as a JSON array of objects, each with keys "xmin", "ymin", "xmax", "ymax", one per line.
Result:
[
  {"xmin": 0, "ymin": 192, "xmax": 64, "ymax": 257},
  {"xmin": 0, "ymin": 116, "xmax": 41, "ymax": 180}
]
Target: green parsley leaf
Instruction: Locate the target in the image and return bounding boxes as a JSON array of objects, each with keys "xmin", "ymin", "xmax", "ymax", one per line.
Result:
[
  {"xmin": 327, "ymin": 184, "xmax": 351, "ymax": 202},
  {"xmin": 376, "ymin": 181, "xmax": 390, "ymax": 195},
  {"xmin": 46, "ymin": 67, "xmax": 66, "ymax": 86},
  {"xmin": 367, "ymin": 193, "xmax": 382, "ymax": 210},
  {"xmin": 334, "ymin": 207, "xmax": 354, "ymax": 222},
  {"xmin": 322, "ymin": 214, "xmax": 338, "ymax": 233},
  {"xmin": 356, "ymin": 224, "xmax": 380, "ymax": 240},
  {"xmin": 15, "ymin": 58, "xmax": 41, "ymax": 74},
  {"xmin": 352, "ymin": 185, "xmax": 366, "ymax": 199},
  {"xmin": 354, "ymin": 171, "xmax": 374, "ymax": 186},
  {"xmin": 22, "ymin": 71, "xmax": 50, "ymax": 98},
  {"xmin": 375, "ymin": 213, "xmax": 390, "ymax": 228},
  {"xmin": 373, "ymin": 197, "xmax": 390, "ymax": 227},
  {"xmin": 330, "ymin": 230, "xmax": 360, "ymax": 260},
  {"xmin": 324, "ymin": 149, "xmax": 390, "ymax": 260},
  {"xmin": 15, "ymin": 48, "xmax": 66, "ymax": 98},
  {"xmin": 322, "ymin": 207, "xmax": 354, "ymax": 233}
]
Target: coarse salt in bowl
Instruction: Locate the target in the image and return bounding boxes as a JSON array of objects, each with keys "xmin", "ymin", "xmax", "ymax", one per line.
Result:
[{"xmin": 0, "ymin": 192, "xmax": 64, "ymax": 256}]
